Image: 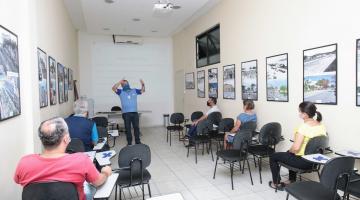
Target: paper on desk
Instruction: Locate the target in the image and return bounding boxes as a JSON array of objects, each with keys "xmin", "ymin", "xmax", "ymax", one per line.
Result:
[{"xmin": 95, "ymin": 150, "xmax": 116, "ymax": 166}]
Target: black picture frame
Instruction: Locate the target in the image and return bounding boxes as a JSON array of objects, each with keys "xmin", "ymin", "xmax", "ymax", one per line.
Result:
[
  {"xmin": 357, "ymin": 39, "xmax": 360, "ymax": 106},
  {"xmin": 223, "ymin": 64, "xmax": 236, "ymax": 100},
  {"xmin": 197, "ymin": 70, "xmax": 205, "ymax": 98},
  {"xmin": 48, "ymin": 56, "xmax": 57, "ymax": 105},
  {"xmin": 37, "ymin": 48, "xmax": 48, "ymax": 108},
  {"xmin": 303, "ymin": 44, "xmax": 337, "ymax": 105},
  {"xmin": 0, "ymin": 25, "xmax": 21, "ymax": 121},
  {"xmin": 64, "ymin": 67, "xmax": 68, "ymax": 102},
  {"xmin": 241, "ymin": 60, "xmax": 258, "ymax": 100},
  {"xmin": 185, "ymin": 72, "xmax": 195, "ymax": 89},
  {"xmin": 208, "ymin": 68, "xmax": 218, "ymax": 98},
  {"xmin": 57, "ymin": 63, "xmax": 65, "ymax": 104},
  {"xmin": 266, "ymin": 53, "xmax": 289, "ymax": 102},
  {"xmin": 68, "ymin": 68, "xmax": 73, "ymax": 90}
]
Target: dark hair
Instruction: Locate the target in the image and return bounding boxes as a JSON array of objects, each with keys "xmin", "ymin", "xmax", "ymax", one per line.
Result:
[
  {"xmin": 299, "ymin": 101, "xmax": 322, "ymax": 122},
  {"xmin": 243, "ymin": 100, "xmax": 255, "ymax": 110},
  {"xmin": 38, "ymin": 117, "xmax": 68, "ymax": 149},
  {"xmin": 209, "ymin": 97, "xmax": 217, "ymax": 105}
]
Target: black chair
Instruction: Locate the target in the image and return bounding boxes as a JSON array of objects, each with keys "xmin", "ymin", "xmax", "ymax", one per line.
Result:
[
  {"xmin": 338, "ymin": 171, "xmax": 360, "ymax": 199},
  {"xmin": 114, "ymin": 144, "xmax": 152, "ymax": 200},
  {"xmin": 184, "ymin": 111, "xmax": 204, "ymax": 134},
  {"xmin": 278, "ymin": 135, "xmax": 329, "ymax": 188},
  {"xmin": 166, "ymin": 113, "xmax": 185, "ymax": 146},
  {"xmin": 285, "ymin": 156, "xmax": 355, "ymax": 200},
  {"xmin": 213, "ymin": 127, "xmax": 254, "ymax": 190},
  {"xmin": 111, "ymin": 106, "xmax": 122, "ymax": 111},
  {"xmin": 213, "ymin": 118, "xmax": 234, "ymax": 151},
  {"xmin": 97, "ymin": 126, "xmax": 108, "ymax": 138},
  {"xmin": 92, "ymin": 116, "xmax": 108, "ymax": 128},
  {"xmin": 247, "ymin": 122, "xmax": 281, "ymax": 184},
  {"xmin": 22, "ymin": 182, "xmax": 78, "ymax": 200},
  {"xmin": 66, "ymin": 138, "xmax": 85, "ymax": 153}
]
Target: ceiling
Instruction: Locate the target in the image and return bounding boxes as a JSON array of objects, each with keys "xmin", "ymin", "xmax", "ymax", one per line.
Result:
[{"xmin": 63, "ymin": 0, "xmax": 222, "ymax": 37}]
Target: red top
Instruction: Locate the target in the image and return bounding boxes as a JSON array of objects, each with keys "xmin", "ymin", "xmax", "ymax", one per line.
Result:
[{"xmin": 14, "ymin": 153, "xmax": 100, "ymax": 200}]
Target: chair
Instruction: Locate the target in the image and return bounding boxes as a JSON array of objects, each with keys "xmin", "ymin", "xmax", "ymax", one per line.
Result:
[
  {"xmin": 22, "ymin": 182, "xmax": 78, "ymax": 200},
  {"xmin": 213, "ymin": 127, "xmax": 254, "ymax": 189},
  {"xmin": 278, "ymin": 135, "xmax": 329, "ymax": 188},
  {"xmin": 66, "ymin": 138, "xmax": 85, "ymax": 153},
  {"xmin": 92, "ymin": 116, "xmax": 108, "ymax": 128},
  {"xmin": 166, "ymin": 113, "xmax": 185, "ymax": 146},
  {"xmin": 285, "ymin": 156, "xmax": 355, "ymax": 200},
  {"xmin": 111, "ymin": 106, "xmax": 122, "ymax": 111},
  {"xmin": 184, "ymin": 111, "xmax": 204, "ymax": 133},
  {"xmin": 97, "ymin": 126, "xmax": 108, "ymax": 138},
  {"xmin": 247, "ymin": 122, "xmax": 281, "ymax": 184},
  {"xmin": 114, "ymin": 144, "xmax": 152, "ymax": 200},
  {"xmin": 338, "ymin": 171, "xmax": 360, "ymax": 199},
  {"xmin": 186, "ymin": 112, "xmax": 221, "ymax": 163},
  {"xmin": 213, "ymin": 118, "xmax": 234, "ymax": 151}
]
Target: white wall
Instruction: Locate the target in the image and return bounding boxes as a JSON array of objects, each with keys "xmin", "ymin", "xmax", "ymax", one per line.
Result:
[
  {"xmin": 79, "ymin": 32, "xmax": 174, "ymax": 127},
  {"xmin": 0, "ymin": 0, "xmax": 78, "ymax": 199},
  {"xmin": 173, "ymin": 0, "xmax": 360, "ymax": 156}
]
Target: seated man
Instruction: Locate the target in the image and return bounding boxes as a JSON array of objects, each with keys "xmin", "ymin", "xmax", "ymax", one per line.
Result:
[
  {"xmin": 14, "ymin": 117, "xmax": 112, "ymax": 200},
  {"xmin": 186, "ymin": 97, "xmax": 221, "ymax": 147},
  {"xmin": 65, "ymin": 98, "xmax": 99, "ymax": 151}
]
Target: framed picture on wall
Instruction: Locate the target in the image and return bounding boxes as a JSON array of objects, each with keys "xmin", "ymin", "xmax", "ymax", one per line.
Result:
[
  {"xmin": 241, "ymin": 60, "xmax": 258, "ymax": 100},
  {"xmin": 197, "ymin": 70, "xmax": 205, "ymax": 98},
  {"xmin": 37, "ymin": 48, "xmax": 48, "ymax": 108},
  {"xmin": 208, "ymin": 68, "xmax": 218, "ymax": 98},
  {"xmin": 68, "ymin": 68, "xmax": 73, "ymax": 90},
  {"xmin": 0, "ymin": 25, "xmax": 21, "ymax": 121},
  {"xmin": 185, "ymin": 72, "xmax": 195, "ymax": 89},
  {"xmin": 357, "ymin": 39, "xmax": 360, "ymax": 106},
  {"xmin": 64, "ymin": 67, "xmax": 68, "ymax": 102},
  {"xmin": 266, "ymin": 54, "xmax": 288, "ymax": 102},
  {"xmin": 57, "ymin": 63, "xmax": 65, "ymax": 104},
  {"xmin": 223, "ymin": 64, "xmax": 235, "ymax": 99},
  {"xmin": 303, "ymin": 44, "xmax": 337, "ymax": 105},
  {"xmin": 48, "ymin": 56, "xmax": 57, "ymax": 105}
]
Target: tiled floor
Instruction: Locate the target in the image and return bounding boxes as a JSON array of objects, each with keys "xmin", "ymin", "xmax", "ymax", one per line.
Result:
[{"xmin": 107, "ymin": 127, "xmax": 304, "ymax": 200}]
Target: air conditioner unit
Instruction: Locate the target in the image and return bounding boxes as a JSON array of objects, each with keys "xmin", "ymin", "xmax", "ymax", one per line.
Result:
[{"xmin": 112, "ymin": 35, "xmax": 143, "ymax": 45}]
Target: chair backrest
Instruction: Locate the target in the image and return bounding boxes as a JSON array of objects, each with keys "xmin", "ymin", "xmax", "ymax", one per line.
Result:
[
  {"xmin": 118, "ymin": 144, "xmax": 151, "ymax": 172},
  {"xmin": 66, "ymin": 138, "xmax": 85, "ymax": 153},
  {"xmin": 92, "ymin": 116, "xmax": 108, "ymax": 127},
  {"xmin": 239, "ymin": 121, "xmax": 257, "ymax": 132},
  {"xmin": 207, "ymin": 112, "xmax": 222, "ymax": 127},
  {"xmin": 191, "ymin": 111, "xmax": 204, "ymax": 122},
  {"xmin": 97, "ymin": 126, "xmax": 108, "ymax": 138},
  {"xmin": 258, "ymin": 122, "xmax": 282, "ymax": 145},
  {"xmin": 218, "ymin": 118, "xmax": 234, "ymax": 133},
  {"xmin": 22, "ymin": 182, "xmax": 79, "ymax": 200},
  {"xmin": 320, "ymin": 156, "xmax": 355, "ymax": 191},
  {"xmin": 232, "ymin": 128, "xmax": 252, "ymax": 150},
  {"xmin": 111, "ymin": 106, "xmax": 121, "ymax": 111},
  {"xmin": 170, "ymin": 113, "xmax": 184, "ymax": 124},
  {"xmin": 304, "ymin": 135, "xmax": 329, "ymax": 155}
]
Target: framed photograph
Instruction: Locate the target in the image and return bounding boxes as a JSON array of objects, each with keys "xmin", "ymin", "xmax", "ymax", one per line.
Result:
[
  {"xmin": 0, "ymin": 25, "xmax": 21, "ymax": 121},
  {"xmin": 241, "ymin": 60, "xmax": 258, "ymax": 100},
  {"xmin": 64, "ymin": 67, "xmax": 68, "ymax": 102},
  {"xmin": 197, "ymin": 70, "xmax": 205, "ymax": 98},
  {"xmin": 223, "ymin": 64, "xmax": 236, "ymax": 99},
  {"xmin": 37, "ymin": 48, "xmax": 48, "ymax": 108},
  {"xmin": 185, "ymin": 72, "xmax": 195, "ymax": 89},
  {"xmin": 266, "ymin": 54, "xmax": 288, "ymax": 102},
  {"xmin": 68, "ymin": 68, "xmax": 73, "ymax": 90},
  {"xmin": 57, "ymin": 63, "xmax": 65, "ymax": 104},
  {"xmin": 303, "ymin": 44, "xmax": 337, "ymax": 105},
  {"xmin": 48, "ymin": 56, "xmax": 57, "ymax": 105},
  {"xmin": 357, "ymin": 39, "xmax": 360, "ymax": 106},
  {"xmin": 208, "ymin": 68, "xmax": 218, "ymax": 98}
]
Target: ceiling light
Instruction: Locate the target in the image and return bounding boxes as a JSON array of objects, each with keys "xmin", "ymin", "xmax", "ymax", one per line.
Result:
[
  {"xmin": 151, "ymin": 30, "xmax": 158, "ymax": 33},
  {"xmin": 132, "ymin": 18, "xmax": 141, "ymax": 22},
  {"xmin": 104, "ymin": 0, "xmax": 115, "ymax": 3},
  {"xmin": 153, "ymin": 1, "xmax": 181, "ymax": 17},
  {"xmin": 103, "ymin": 28, "xmax": 110, "ymax": 31}
]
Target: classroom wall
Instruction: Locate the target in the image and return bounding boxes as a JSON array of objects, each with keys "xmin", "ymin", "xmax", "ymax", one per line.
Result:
[
  {"xmin": 78, "ymin": 32, "xmax": 174, "ymax": 127},
  {"xmin": 173, "ymin": 0, "xmax": 360, "ymax": 153},
  {"xmin": 0, "ymin": 0, "xmax": 78, "ymax": 199}
]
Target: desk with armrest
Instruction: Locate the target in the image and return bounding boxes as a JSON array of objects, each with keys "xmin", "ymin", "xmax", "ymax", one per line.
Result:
[{"xmin": 94, "ymin": 173, "xmax": 120, "ymax": 200}]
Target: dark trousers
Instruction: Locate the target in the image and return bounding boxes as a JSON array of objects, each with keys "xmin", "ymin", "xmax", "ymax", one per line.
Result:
[
  {"xmin": 122, "ymin": 112, "xmax": 141, "ymax": 145},
  {"xmin": 270, "ymin": 152, "xmax": 313, "ymax": 184}
]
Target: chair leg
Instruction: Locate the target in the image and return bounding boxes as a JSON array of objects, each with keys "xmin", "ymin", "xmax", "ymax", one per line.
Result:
[
  {"xmin": 259, "ymin": 157, "xmax": 262, "ymax": 184},
  {"xmin": 230, "ymin": 162, "xmax": 234, "ymax": 190},
  {"xmin": 142, "ymin": 183, "xmax": 145, "ymax": 200},
  {"xmin": 210, "ymin": 143, "xmax": 214, "ymax": 161},
  {"xmin": 166, "ymin": 130, "xmax": 168, "ymax": 142},
  {"xmin": 170, "ymin": 131, "xmax": 172, "ymax": 146},
  {"xmin": 195, "ymin": 143, "xmax": 198, "ymax": 164},
  {"xmin": 202, "ymin": 142, "xmax": 205, "ymax": 155},
  {"xmin": 213, "ymin": 156, "xmax": 219, "ymax": 179},
  {"xmin": 119, "ymin": 187, "xmax": 122, "ymax": 200},
  {"xmin": 187, "ymin": 144, "xmax": 190, "ymax": 157},
  {"xmin": 242, "ymin": 158, "xmax": 246, "ymax": 174},
  {"xmin": 247, "ymin": 159, "xmax": 254, "ymax": 185},
  {"xmin": 275, "ymin": 166, "xmax": 281, "ymax": 193},
  {"xmin": 253, "ymin": 155, "xmax": 257, "ymax": 168},
  {"xmin": 115, "ymin": 184, "xmax": 118, "ymax": 200},
  {"xmin": 286, "ymin": 193, "xmax": 289, "ymax": 200},
  {"xmin": 148, "ymin": 183, "xmax": 152, "ymax": 197}
]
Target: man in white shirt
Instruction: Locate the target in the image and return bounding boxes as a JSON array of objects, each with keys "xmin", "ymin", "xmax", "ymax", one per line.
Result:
[{"xmin": 186, "ymin": 97, "xmax": 220, "ymax": 147}]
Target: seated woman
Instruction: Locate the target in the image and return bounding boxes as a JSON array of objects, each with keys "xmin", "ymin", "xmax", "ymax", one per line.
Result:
[
  {"xmin": 223, "ymin": 100, "xmax": 257, "ymax": 149},
  {"xmin": 268, "ymin": 101, "xmax": 326, "ymax": 190}
]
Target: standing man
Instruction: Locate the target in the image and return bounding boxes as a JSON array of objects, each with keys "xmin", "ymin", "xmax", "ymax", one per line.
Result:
[{"xmin": 112, "ymin": 79, "xmax": 145, "ymax": 145}]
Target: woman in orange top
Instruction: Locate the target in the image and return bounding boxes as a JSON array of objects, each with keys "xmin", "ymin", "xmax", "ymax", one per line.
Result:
[{"xmin": 268, "ymin": 101, "xmax": 326, "ymax": 190}]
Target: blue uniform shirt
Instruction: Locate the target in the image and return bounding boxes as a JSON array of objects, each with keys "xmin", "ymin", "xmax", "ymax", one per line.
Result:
[
  {"xmin": 116, "ymin": 88, "xmax": 142, "ymax": 113},
  {"xmin": 237, "ymin": 112, "xmax": 257, "ymax": 123}
]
